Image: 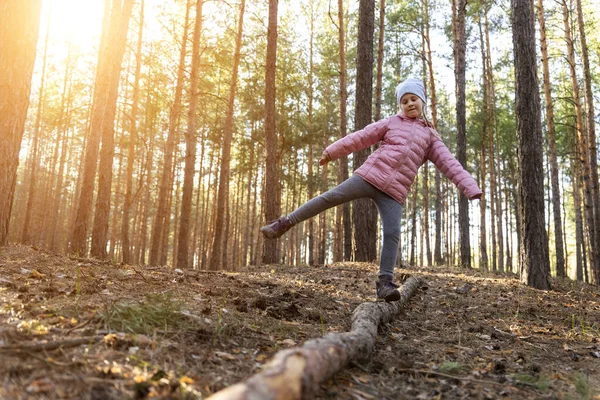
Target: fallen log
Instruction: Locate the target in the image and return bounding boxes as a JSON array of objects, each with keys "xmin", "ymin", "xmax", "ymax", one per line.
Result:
[{"xmin": 207, "ymin": 276, "xmax": 423, "ymax": 400}]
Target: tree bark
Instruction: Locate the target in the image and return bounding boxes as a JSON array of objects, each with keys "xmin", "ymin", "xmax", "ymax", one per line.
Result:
[
  {"xmin": 353, "ymin": 0, "xmax": 377, "ymax": 263},
  {"xmin": 374, "ymin": 0, "xmax": 385, "ymax": 122},
  {"xmin": 337, "ymin": 0, "xmax": 352, "ymax": 262},
  {"xmin": 22, "ymin": 5, "xmax": 51, "ymax": 245},
  {"xmin": 70, "ymin": 0, "xmax": 129, "ymax": 256},
  {"xmin": 210, "ymin": 0, "xmax": 245, "ymax": 270},
  {"xmin": 422, "ymin": 0, "xmax": 442, "ymax": 266},
  {"xmin": 570, "ymin": 145, "xmax": 584, "ymax": 281},
  {"xmin": 575, "ymin": 0, "xmax": 600, "ymax": 284},
  {"xmin": 89, "ymin": 0, "xmax": 134, "ymax": 260},
  {"xmin": 452, "ymin": 0, "xmax": 471, "ymax": 268},
  {"xmin": 477, "ymin": 13, "xmax": 488, "ymax": 272},
  {"xmin": 318, "ymin": 162, "xmax": 328, "ymax": 265},
  {"xmin": 262, "ymin": 0, "xmax": 280, "ymax": 264},
  {"xmin": 511, "ymin": 0, "xmax": 551, "ymax": 289},
  {"xmin": 176, "ymin": 0, "xmax": 203, "ymax": 269},
  {"xmin": 122, "ymin": 0, "xmax": 145, "ymax": 264},
  {"xmin": 409, "ymin": 177, "xmax": 418, "ymax": 266},
  {"xmin": 536, "ymin": 0, "xmax": 565, "ymax": 278},
  {"xmin": 307, "ymin": 1, "xmax": 316, "ymax": 266},
  {"xmin": 562, "ymin": 0, "xmax": 596, "ymax": 281},
  {"xmin": 206, "ymin": 277, "xmax": 422, "ymax": 400},
  {"xmin": 481, "ymin": 5, "xmax": 503, "ymax": 273},
  {"xmin": 149, "ymin": 0, "xmax": 191, "ymax": 265},
  {"xmin": 0, "ymin": 0, "xmax": 42, "ymax": 246},
  {"xmin": 49, "ymin": 62, "xmax": 74, "ymax": 252}
]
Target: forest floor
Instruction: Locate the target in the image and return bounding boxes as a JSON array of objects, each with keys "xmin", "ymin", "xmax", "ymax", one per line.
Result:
[{"xmin": 0, "ymin": 244, "xmax": 599, "ymax": 400}]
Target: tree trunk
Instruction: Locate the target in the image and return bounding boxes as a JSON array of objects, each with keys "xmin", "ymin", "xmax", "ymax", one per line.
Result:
[
  {"xmin": 22, "ymin": 6, "xmax": 51, "ymax": 245},
  {"xmin": 562, "ymin": 0, "xmax": 596, "ymax": 281},
  {"xmin": 0, "ymin": 0, "xmax": 42, "ymax": 246},
  {"xmin": 149, "ymin": 0, "xmax": 191, "ymax": 265},
  {"xmin": 477, "ymin": 13, "xmax": 488, "ymax": 272},
  {"xmin": 353, "ymin": 0, "xmax": 377, "ymax": 263},
  {"xmin": 176, "ymin": 0, "xmax": 203, "ymax": 269},
  {"xmin": 511, "ymin": 0, "xmax": 551, "ymax": 289},
  {"xmin": 571, "ymin": 147, "xmax": 584, "ymax": 281},
  {"xmin": 575, "ymin": 0, "xmax": 600, "ymax": 284},
  {"xmin": 480, "ymin": 5, "xmax": 502, "ymax": 273},
  {"xmin": 374, "ymin": 0, "xmax": 385, "ymax": 121},
  {"xmin": 452, "ymin": 0, "xmax": 471, "ymax": 268},
  {"xmin": 536, "ymin": 0, "xmax": 565, "ymax": 278},
  {"xmin": 243, "ymin": 133, "xmax": 256, "ymax": 266},
  {"xmin": 262, "ymin": 0, "xmax": 280, "ymax": 264},
  {"xmin": 89, "ymin": 0, "xmax": 134, "ymax": 260},
  {"xmin": 122, "ymin": 0, "xmax": 145, "ymax": 264},
  {"xmin": 210, "ymin": 0, "xmax": 245, "ymax": 270},
  {"xmin": 318, "ymin": 162, "xmax": 328, "ymax": 265},
  {"xmin": 307, "ymin": 143, "xmax": 315, "ymax": 265},
  {"xmin": 49, "ymin": 68, "xmax": 74, "ymax": 252},
  {"xmin": 337, "ymin": 0, "xmax": 352, "ymax": 262},
  {"xmin": 307, "ymin": 2, "xmax": 316, "ymax": 266},
  {"xmin": 409, "ymin": 177, "xmax": 418, "ymax": 266},
  {"xmin": 422, "ymin": 0, "xmax": 442, "ymax": 266},
  {"xmin": 70, "ymin": 0, "xmax": 127, "ymax": 256},
  {"xmin": 109, "ymin": 124, "xmax": 126, "ymax": 260}
]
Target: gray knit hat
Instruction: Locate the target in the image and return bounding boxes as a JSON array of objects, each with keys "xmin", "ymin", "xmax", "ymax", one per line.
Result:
[{"xmin": 395, "ymin": 78, "xmax": 427, "ymax": 105}]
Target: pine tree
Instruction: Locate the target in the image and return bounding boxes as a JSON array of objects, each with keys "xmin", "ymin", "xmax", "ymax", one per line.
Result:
[{"xmin": 0, "ymin": 1, "xmax": 42, "ymax": 246}]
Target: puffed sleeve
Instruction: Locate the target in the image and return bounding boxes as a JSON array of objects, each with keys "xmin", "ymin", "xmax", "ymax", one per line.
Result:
[
  {"xmin": 427, "ymin": 134, "xmax": 483, "ymax": 200},
  {"xmin": 325, "ymin": 118, "xmax": 390, "ymax": 161}
]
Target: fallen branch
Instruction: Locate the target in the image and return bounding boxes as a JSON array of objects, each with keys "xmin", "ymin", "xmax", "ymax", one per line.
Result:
[
  {"xmin": 0, "ymin": 335, "xmax": 104, "ymax": 352},
  {"xmin": 395, "ymin": 368, "xmax": 513, "ymax": 387},
  {"xmin": 207, "ymin": 276, "xmax": 422, "ymax": 400},
  {"xmin": 65, "ymin": 316, "xmax": 96, "ymax": 335}
]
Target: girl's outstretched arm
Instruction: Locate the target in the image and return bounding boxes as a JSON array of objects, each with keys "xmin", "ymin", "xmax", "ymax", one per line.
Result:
[
  {"xmin": 427, "ymin": 135, "xmax": 483, "ymax": 200},
  {"xmin": 325, "ymin": 118, "xmax": 390, "ymax": 162}
]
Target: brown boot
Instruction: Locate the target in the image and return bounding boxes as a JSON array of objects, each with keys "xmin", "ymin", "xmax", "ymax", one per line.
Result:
[
  {"xmin": 376, "ymin": 275, "xmax": 401, "ymax": 302},
  {"xmin": 260, "ymin": 216, "xmax": 293, "ymax": 239}
]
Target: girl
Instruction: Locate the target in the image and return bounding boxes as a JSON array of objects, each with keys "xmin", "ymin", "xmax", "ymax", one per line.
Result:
[{"xmin": 261, "ymin": 78, "xmax": 482, "ymax": 302}]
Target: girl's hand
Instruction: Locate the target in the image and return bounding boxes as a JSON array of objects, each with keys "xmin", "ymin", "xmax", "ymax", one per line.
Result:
[
  {"xmin": 319, "ymin": 150, "xmax": 331, "ymax": 166},
  {"xmin": 470, "ymin": 192, "xmax": 483, "ymax": 200}
]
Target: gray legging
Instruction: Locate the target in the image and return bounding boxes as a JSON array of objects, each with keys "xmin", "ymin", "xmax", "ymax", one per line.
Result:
[{"xmin": 288, "ymin": 174, "xmax": 402, "ymax": 278}]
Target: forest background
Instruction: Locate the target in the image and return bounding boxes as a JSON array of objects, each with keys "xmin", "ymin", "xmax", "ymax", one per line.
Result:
[{"xmin": 2, "ymin": 0, "xmax": 600, "ymax": 287}]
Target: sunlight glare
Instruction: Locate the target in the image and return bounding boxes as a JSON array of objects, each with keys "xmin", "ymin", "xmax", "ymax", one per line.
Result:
[{"xmin": 43, "ymin": 0, "xmax": 104, "ymax": 53}]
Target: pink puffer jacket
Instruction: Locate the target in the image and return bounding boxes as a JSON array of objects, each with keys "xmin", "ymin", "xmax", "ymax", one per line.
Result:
[{"xmin": 325, "ymin": 114, "xmax": 482, "ymax": 205}]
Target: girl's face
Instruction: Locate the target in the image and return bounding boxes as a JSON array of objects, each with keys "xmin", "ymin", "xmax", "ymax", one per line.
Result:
[{"xmin": 400, "ymin": 94, "xmax": 423, "ymax": 119}]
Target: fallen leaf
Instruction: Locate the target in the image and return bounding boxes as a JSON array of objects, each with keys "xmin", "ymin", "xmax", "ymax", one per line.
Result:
[{"xmin": 30, "ymin": 269, "xmax": 46, "ymax": 279}]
